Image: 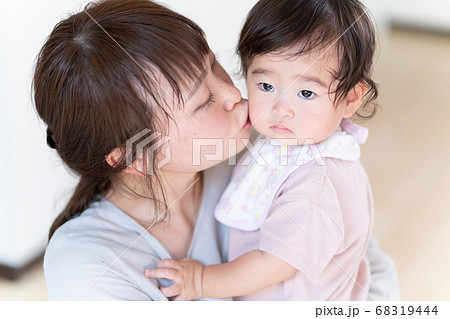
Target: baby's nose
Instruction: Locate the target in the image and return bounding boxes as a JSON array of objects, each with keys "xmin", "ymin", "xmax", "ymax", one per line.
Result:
[{"xmin": 272, "ymin": 101, "xmax": 294, "ymax": 118}]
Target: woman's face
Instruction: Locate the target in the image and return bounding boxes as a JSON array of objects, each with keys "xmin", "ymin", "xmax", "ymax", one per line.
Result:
[{"xmin": 157, "ymin": 52, "xmax": 251, "ymax": 174}]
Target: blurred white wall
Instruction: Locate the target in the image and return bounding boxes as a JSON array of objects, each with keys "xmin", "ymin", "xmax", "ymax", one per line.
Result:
[
  {"xmin": 0, "ymin": 0, "xmax": 448, "ymax": 271},
  {"xmin": 158, "ymin": 0, "xmax": 258, "ymax": 95},
  {"xmin": 0, "ymin": 0, "xmax": 83, "ymax": 268},
  {"xmin": 383, "ymin": 0, "xmax": 450, "ymax": 31}
]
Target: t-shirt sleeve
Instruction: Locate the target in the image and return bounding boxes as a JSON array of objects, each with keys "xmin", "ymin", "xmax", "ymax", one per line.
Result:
[
  {"xmin": 258, "ymin": 168, "xmax": 344, "ymax": 279},
  {"xmin": 259, "ymin": 200, "xmax": 343, "ymax": 279},
  {"xmin": 44, "ymin": 229, "xmax": 159, "ymax": 301},
  {"xmin": 45, "ymin": 261, "xmax": 152, "ymax": 301}
]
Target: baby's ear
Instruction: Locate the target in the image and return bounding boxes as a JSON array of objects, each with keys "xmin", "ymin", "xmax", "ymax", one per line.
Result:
[{"xmin": 343, "ymin": 82, "xmax": 367, "ymax": 119}]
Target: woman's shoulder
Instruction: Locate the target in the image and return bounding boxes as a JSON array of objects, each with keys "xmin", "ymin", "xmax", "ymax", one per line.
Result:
[
  {"xmin": 46, "ymin": 197, "xmax": 143, "ymax": 253},
  {"xmin": 44, "ymin": 198, "xmax": 167, "ymax": 300}
]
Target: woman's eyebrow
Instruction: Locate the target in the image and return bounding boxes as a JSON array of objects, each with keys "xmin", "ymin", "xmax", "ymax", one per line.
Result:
[
  {"xmin": 190, "ymin": 69, "xmax": 208, "ymax": 96},
  {"xmin": 190, "ymin": 53, "xmax": 218, "ymax": 113},
  {"xmin": 190, "ymin": 53, "xmax": 216, "ymax": 96}
]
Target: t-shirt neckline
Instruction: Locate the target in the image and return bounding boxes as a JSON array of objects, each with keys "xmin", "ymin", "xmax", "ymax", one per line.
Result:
[{"xmin": 95, "ymin": 172, "xmax": 206, "ymax": 260}]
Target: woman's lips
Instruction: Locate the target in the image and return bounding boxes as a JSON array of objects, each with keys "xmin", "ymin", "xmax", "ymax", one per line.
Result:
[
  {"xmin": 243, "ymin": 118, "xmax": 252, "ymax": 130},
  {"xmin": 270, "ymin": 125, "xmax": 293, "ymax": 135}
]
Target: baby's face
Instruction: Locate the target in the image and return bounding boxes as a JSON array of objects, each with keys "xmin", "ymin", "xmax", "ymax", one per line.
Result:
[{"xmin": 246, "ymin": 47, "xmax": 349, "ymax": 145}]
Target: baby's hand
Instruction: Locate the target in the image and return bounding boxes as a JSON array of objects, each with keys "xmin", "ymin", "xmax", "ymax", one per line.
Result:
[{"xmin": 145, "ymin": 258, "xmax": 204, "ymax": 301}]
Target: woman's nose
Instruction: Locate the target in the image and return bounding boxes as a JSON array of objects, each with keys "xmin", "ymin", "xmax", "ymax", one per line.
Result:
[
  {"xmin": 272, "ymin": 101, "xmax": 294, "ymax": 118},
  {"xmin": 222, "ymin": 82, "xmax": 242, "ymax": 112}
]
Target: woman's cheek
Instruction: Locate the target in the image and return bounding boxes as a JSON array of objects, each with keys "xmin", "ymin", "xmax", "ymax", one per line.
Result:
[
  {"xmin": 197, "ymin": 109, "xmax": 230, "ymax": 138},
  {"xmin": 192, "ymin": 121, "xmax": 226, "ymax": 139}
]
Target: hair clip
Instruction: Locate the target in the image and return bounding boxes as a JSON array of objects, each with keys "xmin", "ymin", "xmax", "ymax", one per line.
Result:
[{"xmin": 46, "ymin": 128, "xmax": 57, "ymax": 150}]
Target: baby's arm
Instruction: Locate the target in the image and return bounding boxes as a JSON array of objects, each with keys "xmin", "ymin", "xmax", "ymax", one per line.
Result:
[{"xmin": 145, "ymin": 249, "xmax": 296, "ymax": 300}]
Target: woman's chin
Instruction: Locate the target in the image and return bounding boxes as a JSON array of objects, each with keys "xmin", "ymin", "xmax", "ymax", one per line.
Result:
[{"xmin": 237, "ymin": 124, "xmax": 252, "ymax": 140}]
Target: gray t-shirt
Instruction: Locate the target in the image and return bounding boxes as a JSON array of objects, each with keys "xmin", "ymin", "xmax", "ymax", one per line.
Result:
[
  {"xmin": 44, "ymin": 159, "xmax": 233, "ymax": 301},
  {"xmin": 44, "ymin": 159, "xmax": 400, "ymax": 300}
]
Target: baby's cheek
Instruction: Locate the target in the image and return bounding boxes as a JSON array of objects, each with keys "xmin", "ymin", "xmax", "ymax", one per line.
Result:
[
  {"xmin": 295, "ymin": 114, "xmax": 324, "ymax": 142},
  {"xmin": 249, "ymin": 102, "xmax": 267, "ymax": 125},
  {"xmin": 309, "ymin": 116, "xmax": 340, "ymax": 141}
]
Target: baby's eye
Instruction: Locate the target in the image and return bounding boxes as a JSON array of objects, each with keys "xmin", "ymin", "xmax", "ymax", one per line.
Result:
[
  {"xmin": 258, "ymin": 83, "xmax": 275, "ymax": 92},
  {"xmin": 298, "ymin": 90, "xmax": 316, "ymax": 99}
]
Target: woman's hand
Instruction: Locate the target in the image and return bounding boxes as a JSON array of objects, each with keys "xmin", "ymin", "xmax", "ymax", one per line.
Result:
[{"xmin": 145, "ymin": 258, "xmax": 204, "ymax": 301}]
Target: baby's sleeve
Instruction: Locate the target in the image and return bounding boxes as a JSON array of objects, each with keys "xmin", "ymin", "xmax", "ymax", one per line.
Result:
[{"xmin": 259, "ymin": 198, "xmax": 343, "ymax": 279}]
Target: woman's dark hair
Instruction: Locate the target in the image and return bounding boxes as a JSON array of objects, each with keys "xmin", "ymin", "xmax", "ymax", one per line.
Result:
[
  {"xmin": 33, "ymin": 0, "xmax": 209, "ymax": 239},
  {"xmin": 238, "ymin": 0, "xmax": 379, "ymax": 119}
]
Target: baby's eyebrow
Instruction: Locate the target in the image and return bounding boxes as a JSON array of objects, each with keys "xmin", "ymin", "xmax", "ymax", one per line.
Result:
[
  {"xmin": 295, "ymin": 75, "xmax": 328, "ymax": 89},
  {"xmin": 250, "ymin": 68, "xmax": 273, "ymax": 75},
  {"xmin": 251, "ymin": 68, "xmax": 328, "ymax": 89}
]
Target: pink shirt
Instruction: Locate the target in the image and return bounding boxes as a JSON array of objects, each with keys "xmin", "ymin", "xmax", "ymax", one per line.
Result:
[{"xmin": 228, "ymin": 157, "xmax": 374, "ymax": 300}]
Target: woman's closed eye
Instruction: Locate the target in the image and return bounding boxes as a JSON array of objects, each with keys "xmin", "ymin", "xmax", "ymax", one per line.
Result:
[
  {"xmin": 258, "ymin": 82, "xmax": 275, "ymax": 92},
  {"xmin": 298, "ymin": 90, "xmax": 316, "ymax": 99},
  {"xmin": 196, "ymin": 92, "xmax": 216, "ymax": 112}
]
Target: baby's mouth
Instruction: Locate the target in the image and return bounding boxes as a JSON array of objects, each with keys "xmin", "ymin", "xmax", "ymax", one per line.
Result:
[{"xmin": 270, "ymin": 124, "xmax": 293, "ymax": 135}]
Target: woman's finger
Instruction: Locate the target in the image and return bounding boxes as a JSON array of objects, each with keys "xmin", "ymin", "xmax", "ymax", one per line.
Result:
[{"xmin": 145, "ymin": 268, "xmax": 179, "ymax": 280}]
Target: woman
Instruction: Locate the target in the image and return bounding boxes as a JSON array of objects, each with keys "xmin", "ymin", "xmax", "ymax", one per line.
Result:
[{"xmin": 34, "ymin": 0, "xmax": 399, "ymax": 300}]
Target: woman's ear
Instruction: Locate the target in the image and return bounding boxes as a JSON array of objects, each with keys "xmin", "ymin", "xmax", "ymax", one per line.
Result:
[
  {"xmin": 343, "ymin": 82, "xmax": 367, "ymax": 119},
  {"xmin": 105, "ymin": 147, "xmax": 146, "ymax": 176}
]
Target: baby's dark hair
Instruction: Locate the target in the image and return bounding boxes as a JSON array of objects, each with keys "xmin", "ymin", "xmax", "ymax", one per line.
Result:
[{"xmin": 238, "ymin": 0, "xmax": 379, "ymax": 119}]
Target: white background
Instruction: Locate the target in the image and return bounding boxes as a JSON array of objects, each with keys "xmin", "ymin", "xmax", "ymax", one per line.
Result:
[{"xmin": 0, "ymin": 0, "xmax": 449, "ymax": 268}]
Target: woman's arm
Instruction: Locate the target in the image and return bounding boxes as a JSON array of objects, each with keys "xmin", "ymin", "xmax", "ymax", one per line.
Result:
[
  {"xmin": 145, "ymin": 249, "xmax": 296, "ymax": 300},
  {"xmin": 366, "ymin": 236, "xmax": 401, "ymax": 300}
]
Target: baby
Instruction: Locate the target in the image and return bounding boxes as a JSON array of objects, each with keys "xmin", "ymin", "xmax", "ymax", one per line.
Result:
[{"xmin": 146, "ymin": 0, "xmax": 378, "ymax": 300}]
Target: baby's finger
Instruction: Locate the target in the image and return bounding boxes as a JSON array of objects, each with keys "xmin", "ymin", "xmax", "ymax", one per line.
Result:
[
  {"xmin": 160, "ymin": 284, "xmax": 181, "ymax": 298},
  {"xmin": 145, "ymin": 268, "xmax": 179, "ymax": 281},
  {"xmin": 157, "ymin": 259, "xmax": 179, "ymax": 269}
]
